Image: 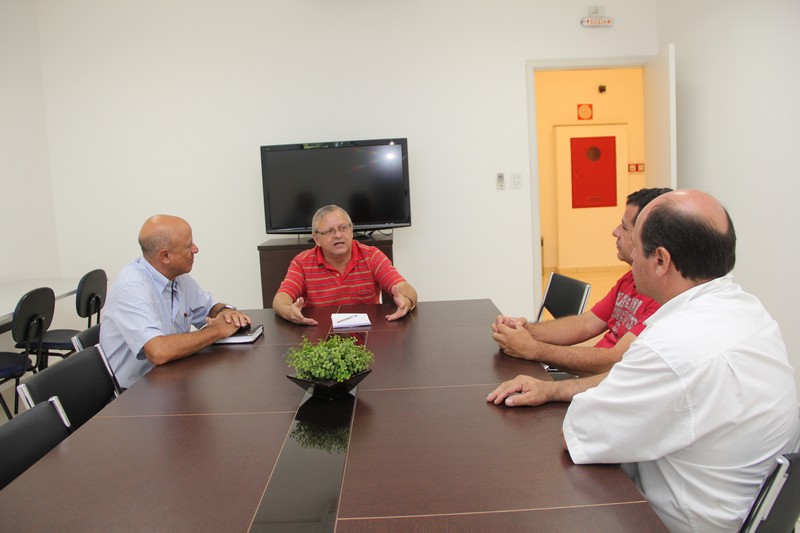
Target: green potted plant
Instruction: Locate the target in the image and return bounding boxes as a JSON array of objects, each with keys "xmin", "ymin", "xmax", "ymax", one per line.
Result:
[{"xmin": 285, "ymin": 335, "xmax": 374, "ymax": 400}]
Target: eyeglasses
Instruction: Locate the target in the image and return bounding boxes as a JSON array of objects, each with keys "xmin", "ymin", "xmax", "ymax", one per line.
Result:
[{"xmin": 315, "ymin": 223, "xmax": 353, "ymax": 238}]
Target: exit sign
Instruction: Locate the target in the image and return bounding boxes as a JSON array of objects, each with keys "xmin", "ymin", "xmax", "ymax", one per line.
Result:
[{"xmin": 581, "ymin": 17, "xmax": 613, "ymax": 27}]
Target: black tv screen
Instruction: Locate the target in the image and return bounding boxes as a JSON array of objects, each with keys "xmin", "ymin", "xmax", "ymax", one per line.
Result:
[{"xmin": 260, "ymin": 138, "xmax": 411, "ymax": 234}]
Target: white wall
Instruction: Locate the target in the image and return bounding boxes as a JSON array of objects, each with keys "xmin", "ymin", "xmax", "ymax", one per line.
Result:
[
  {"xmin": 5, "ymin": 0, "xmax": 798, "ymax": 392},
  {"xmin": 0, "ymin": 0, "xmax": 58, "ymax": 283},
  {"xmin": 656, "ymin": 0, "xmax": 800, "ymax": 386},
  {"xmin": 0, "ymin": 0, "xmax": 656, "ymax": 323}
]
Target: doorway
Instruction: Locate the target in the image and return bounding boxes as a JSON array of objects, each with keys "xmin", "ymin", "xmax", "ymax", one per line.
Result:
[
  {"xmin": 525, "ymin": 49, "xmax": 677, "ymax": 309},
  {"xmin": 525, "ymin": 50, "xmax": 678, "ymax": 308},
  {"xmin": 535, "ymin": 67, "xmax": 644, "ymax": 278}
]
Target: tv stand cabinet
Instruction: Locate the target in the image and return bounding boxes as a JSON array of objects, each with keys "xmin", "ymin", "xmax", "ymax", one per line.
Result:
[{"xmin": 257, "ymin": 235, "xmax": 394, "ymax": 308}]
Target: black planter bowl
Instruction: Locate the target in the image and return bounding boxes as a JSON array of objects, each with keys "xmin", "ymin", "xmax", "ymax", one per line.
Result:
[
  {"xmin": 296, "ymin": 394, "xmax": 355, "ymax": 429},
  {"xmin": 286, "ymin": 369, "xmax": 372, "ymax": 401}
]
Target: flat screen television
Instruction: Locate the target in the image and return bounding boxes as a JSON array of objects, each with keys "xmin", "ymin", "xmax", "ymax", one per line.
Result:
[{"xmin": 260, "ymin": 138, "xmax": 411, "ymax": 235}]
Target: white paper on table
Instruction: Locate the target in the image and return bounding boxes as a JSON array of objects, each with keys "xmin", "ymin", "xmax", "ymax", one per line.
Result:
[{"xmin": 331, "ymin": 313, "xmax": 371, "ymax": 329}]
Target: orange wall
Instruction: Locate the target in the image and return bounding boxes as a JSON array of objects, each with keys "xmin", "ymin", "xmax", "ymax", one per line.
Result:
[{"xmin": 535, "ymin": 67, "xmax": 646, "ymax": 271}]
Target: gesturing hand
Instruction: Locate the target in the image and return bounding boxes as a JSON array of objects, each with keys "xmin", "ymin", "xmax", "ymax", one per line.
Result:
[
  {"xmin": 386, "ymin": 285, "xmax": 413, "ymax": 322},
  {"xmin": 288, "ymin": 297, "xmax": 318, "ymax": 326}
]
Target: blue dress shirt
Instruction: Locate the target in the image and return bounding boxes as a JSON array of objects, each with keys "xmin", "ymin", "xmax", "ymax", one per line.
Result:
[{"xmin": 100, "ymin": 258, "xmax": 215, "ymax": 388}]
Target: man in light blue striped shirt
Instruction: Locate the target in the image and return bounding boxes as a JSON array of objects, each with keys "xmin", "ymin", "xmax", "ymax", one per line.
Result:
[{"xmin": 100, "ymin": 215, "xmax": 251, "ymax": 389}]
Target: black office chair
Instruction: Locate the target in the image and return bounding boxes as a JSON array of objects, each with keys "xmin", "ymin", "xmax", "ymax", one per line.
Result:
[
  {"xmin": 71, "ymin": 323, "xmax": 101, "ymax": 352},
  {"xmin": 536, "ymin": 273, "xmax": 591, "ymax": 379},
  {"xmin": 20, "ymin": 269, "xmax": 108, "ymax": 366},
  {"xmin": 739, "ymin": 452, "xmax": 800, "ymax": 533},
  {"xmin": 17, "ymin": 345, "xmax": 121, "ymax": 432},
  {"xmin": 0, "ymin": 287, "xmax": 55, "ymax": 419},
  {"xmin": 536, "ymin": 272, "xmax": 592, "ymax": 322},
  {"xmin": 0, "ymin": 396, "xmax": 71, "ymax": 490}
]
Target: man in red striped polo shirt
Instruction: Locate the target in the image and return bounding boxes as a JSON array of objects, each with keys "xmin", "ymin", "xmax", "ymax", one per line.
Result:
[{"xmin": 273, "ymin": 205, "xmax": 418, "ymax": 325}]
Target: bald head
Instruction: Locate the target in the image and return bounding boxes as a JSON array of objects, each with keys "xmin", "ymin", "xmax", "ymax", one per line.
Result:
[
  {"xmin": 647, "ymin": 189, "xmax": 730, "ymax": 234},
  {"xmin": 138, "ymin": 215, "xmax": 198, "ymax": 279},
  {"xmin": 638, "ymin": 189, "xmax": 736, "ymax": 281},
  {"xmin": 138, "ymin": 215, "xmax": 190, "ymax": 257}
]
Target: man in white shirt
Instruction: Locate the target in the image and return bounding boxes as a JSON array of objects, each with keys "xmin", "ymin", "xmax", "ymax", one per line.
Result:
[{"xmin": 487, "ymin": 190, "xmax": 800, "ymax": 532}]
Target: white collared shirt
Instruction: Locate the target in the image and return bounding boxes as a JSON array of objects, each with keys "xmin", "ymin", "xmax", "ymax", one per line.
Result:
[{"xmin": 563, "ymin": 275, "xmax": 800, "ymax": 532}]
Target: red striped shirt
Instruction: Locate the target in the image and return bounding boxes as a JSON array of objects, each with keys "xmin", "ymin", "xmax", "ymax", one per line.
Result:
[{"xmin": 277, "ymin": 240, "xmax": 406, "ymax": 306}]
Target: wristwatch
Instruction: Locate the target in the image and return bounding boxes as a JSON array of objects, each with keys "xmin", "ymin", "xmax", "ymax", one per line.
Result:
[{"xmin": 219, "ymin": 304, "xmax": 237, "ymax": 312}]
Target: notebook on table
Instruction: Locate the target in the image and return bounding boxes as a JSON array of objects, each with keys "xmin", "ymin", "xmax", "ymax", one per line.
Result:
[
  {"xmin": 331, "ymin": 313, "xmax": 371, "ymax": 329},
  {"xmin": 214, "ymin": 324, "xmax": 264, "ymax": 344}
]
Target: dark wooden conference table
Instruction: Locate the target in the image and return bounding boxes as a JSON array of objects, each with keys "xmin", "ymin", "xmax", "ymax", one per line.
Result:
[{"xmin": 0, "ymin": 299, "xmax": 667, "ymax": 532}]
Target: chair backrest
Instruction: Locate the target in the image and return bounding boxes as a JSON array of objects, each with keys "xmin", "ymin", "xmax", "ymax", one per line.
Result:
[
  {"xmin": 11, "ymin": 287, "xmax": 55, "ymax": 345},
  {"xmin": 75, "ymin": 269, "xmax": 107, "ymax": 326},
  {"xmin": 71, "ymin": 323, "xmax": 101, "ymax": 352},
  {"xmin": 536, "ymin": 272, "xmax": 592, "ymax": 322},
  {"xmin": 0, "ymin": 396, "xmax": 71, "ymax": 490},
  {"xmin": 17, "ymin": 345, "xmax": 121, "ymax": 431},
  {"xmin": 740, "ymin": 452, "xmax": 800, "ymax": 533}
]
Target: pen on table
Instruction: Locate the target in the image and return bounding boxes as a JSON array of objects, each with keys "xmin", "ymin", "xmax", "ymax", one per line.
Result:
[{"xmin": 335, "ymin": 314, "xmax": 357, "ymax": 324}]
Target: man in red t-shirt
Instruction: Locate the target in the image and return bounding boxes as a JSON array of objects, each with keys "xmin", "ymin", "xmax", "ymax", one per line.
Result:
[
  {"xmin": 273, "ymin": 205, "xmax": 418, "ymax": 325},
  {"xmin": 491, "ymin": 188, "xmax": 671, "ymax": 376}
]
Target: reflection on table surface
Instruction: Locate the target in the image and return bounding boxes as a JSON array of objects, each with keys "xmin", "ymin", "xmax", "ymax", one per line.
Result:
[{"xmin": 251, "ymin": 392, "xmax": 356, "ymax": 532}]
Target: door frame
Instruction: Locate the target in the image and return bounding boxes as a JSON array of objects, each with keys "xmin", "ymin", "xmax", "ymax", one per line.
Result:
[{"xmin": 525, "ymin": 49, "xmax": 676, "ymax": 308}]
